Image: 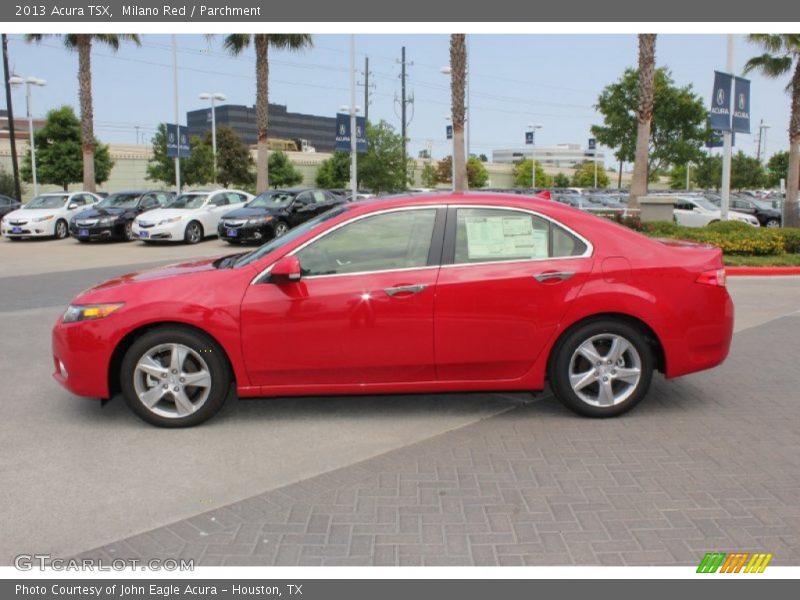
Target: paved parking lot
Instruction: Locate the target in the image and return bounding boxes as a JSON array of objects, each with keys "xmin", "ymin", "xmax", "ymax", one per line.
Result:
[{"xmin": 1, "ymin": 236, "xmax": 799, "ymax": 566}]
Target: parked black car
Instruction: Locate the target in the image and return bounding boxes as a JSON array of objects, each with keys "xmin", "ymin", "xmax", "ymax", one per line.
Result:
[
  {"xmin": 70, "ymin": 190, "xmax": 173, "ymax": 242},
  {"xmin": 705, "ymin": 194, "xmax": 783, "ymax": 228},
  {"xmin": 218, "ymin": 188, "xmax": 344, "ymax": 244},
  {"xmin": 0, "ymin": 194, "xmax": 21, "ymax": 218}
]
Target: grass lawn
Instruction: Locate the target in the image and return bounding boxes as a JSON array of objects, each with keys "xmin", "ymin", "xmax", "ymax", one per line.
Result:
[{"xmin": 723, "ymin": 254, "xmax": 800, "ymax": 267}]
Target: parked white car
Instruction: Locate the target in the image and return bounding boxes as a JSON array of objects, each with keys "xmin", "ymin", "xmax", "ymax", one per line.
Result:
[
  {"xmin": 672, "ymin": 195, "xmax": 760, "ymax": 228},
  {"xmin": 1, "ymin": 191, "xmax": 101, "ymax": 240},
  {"xmin": 132, "ymin": 189, "xmax": 253, "ymax": 244}
]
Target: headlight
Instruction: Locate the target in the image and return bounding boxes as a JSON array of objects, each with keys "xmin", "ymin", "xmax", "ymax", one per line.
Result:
[
  {"xmin": 98, "ymin": 216, "xmax": 118, "ymax": 225},
  {"xmin": 33, "ymin": 215, "xmax": 54, "ymax": 222},
  {"xmin": 158, "ymin": 216, "xmax": 182, "ymax": 225},
  {"xmin": 62, "ymin": 303, "xmax": 124, "ymax": 323},
  {"xmin": 247, "ymin": 216, "xmax": 273, "ymax": 225}
]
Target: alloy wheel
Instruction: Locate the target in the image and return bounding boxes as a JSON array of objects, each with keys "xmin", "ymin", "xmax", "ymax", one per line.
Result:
[
  {"xmin": 568, "ymin": 333, "xmax": 642, "ymax": 407},
  {"xmin": 274, "ymin": 222, "xmax": 289, "ymax": 238}
]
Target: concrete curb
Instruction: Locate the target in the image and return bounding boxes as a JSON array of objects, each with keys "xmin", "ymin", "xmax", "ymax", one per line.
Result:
[{"xmin": 727, "ymin": 266, "xmax": 800, "ymax": 276}]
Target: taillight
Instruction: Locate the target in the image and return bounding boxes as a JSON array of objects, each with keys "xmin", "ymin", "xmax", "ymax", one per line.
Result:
[{"xmin": 696, "ymin": 268, "xmax": 727, "ymax": 287}]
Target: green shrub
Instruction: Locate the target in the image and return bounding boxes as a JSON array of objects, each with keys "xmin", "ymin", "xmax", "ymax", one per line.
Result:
[
  {"xmin": 705, "ymin": 220, "xmax": 754, "ymax": 234},
  {"xmin": 779, "ymin": 228, "xmax": 800, "ymax": 254}
]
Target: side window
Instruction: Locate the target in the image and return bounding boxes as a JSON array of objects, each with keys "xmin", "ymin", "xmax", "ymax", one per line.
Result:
[
  {"xmin": 226, "ymin": 192, "xmax": 244, "ymax": 204},
  {"xmin": 156, "ymin": 193, "xmax": 170, "ymax": 206},
  {"xmin": 140, "ymin": 195, "xmax": 157, "ymax": 209},
  {"xmin": 295, "ymin": 193, "xmax": 313, "ymax": 206},
  {"xmin": 312, "ymin": 191, "xmax": 327, "ymax": 203},
  {"xmin": 296, "ymin": 209, "xmax": 437, "ymax": 277},
  {"xmin": 71, "ymin": 195, "xmax": 86, "ymax": 207},
  {"xmin": 210, "ymin": 194, "xmax": 228, "ymax": 206},
  {"xmin": 453, "ymin": 208, "xmax": 586, "ymax": 264}
]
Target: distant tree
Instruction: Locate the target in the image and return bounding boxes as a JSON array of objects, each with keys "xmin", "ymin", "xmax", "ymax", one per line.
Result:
[
  {"xmin": 20, "ymin": 106, "xmax": 113, "ymax": 190},
  {"xmin": 421, "ymin": 163, "xmax": 438, "ymax": 187},
  {"xmin": 182, "ymin": 137, "xmax": 214, "ymax": 187},
  {"xmin": 669, "ymin": 164, "xmax": 694, "ymax": 190},
  {"xmin": 436, "ymin": 156, "xmax": 453, "ymax": 184},
  {"xmin": 267, "ymin": 150, "xmax": 303, "ymax": 188},
  {"xmin": 146, "ymin": 123, "xmax": 177, "ymax": 187},
  {"xmin": 418, "ymin": 149, "xmax": 431, "ymax": 160},
  {"xmin": 0, "ymin": 167, "xmax": 21, "ymax": 198},
  {"xmin": 467, "ymin": 156, "xmax": 489, "ymax": 188},
  {"xmin": 571, "ymin": 161, "xmax": 610, "ymax": 188},
  {"xmin": 553, "ymin": 172, "xmax": 570, "ymax": 188},
  {"xmin": 592, "ymin": 66, "xmax": 708, "ymax": 197},
  {"xmin": 206, "ymin": 125, "xmax": 255, "ymax": 188},
  {"xmin": 478, "ymin": 153, "xmax": 489, "ymax": 162},
  {"xmin": 358, "ymin": 121, "xmax": 410, "ymax": 193},
  {"xmin": 731, "ymin": 151, "xmax": 766, "ymax": 190},
  {"xmin": 513, "ymin": 159, "xmax": 547, "ymax": 187},
  {"xmin": 693, "ymin": 155, "xmax": 723, "ymax": 190},
  {"xmin": 766, "ymin": 151, "xmax": 794, "ymax": 188},
  {"xmin": 315, "ymin": 151, "xmax": 350, "ymax": 188}
]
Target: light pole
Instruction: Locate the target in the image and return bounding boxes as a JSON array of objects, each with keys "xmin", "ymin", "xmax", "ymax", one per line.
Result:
[
  {"xmin": 199, "ymin": 92, "xmax": 226, "ymax": 181},
  {"xmin": 339, "ymin": 104, "xmax": 361, "ymax": 200},
  {"xmin": 527, "ymin": 124, "xmax": 542, "ymax": 190},
  {"xmin": 10, "ymin": 75, "xmax": 46, "ymax": 197}
]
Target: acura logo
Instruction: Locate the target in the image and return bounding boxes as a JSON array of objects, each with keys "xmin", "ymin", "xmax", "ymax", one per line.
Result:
[
  {"xmin": 738, "ymin": 93, "xmax": 746, "ymax": 110},
  {"xmin": 716, "ymin": 88, "xmax": 726, "ymax": 106}
]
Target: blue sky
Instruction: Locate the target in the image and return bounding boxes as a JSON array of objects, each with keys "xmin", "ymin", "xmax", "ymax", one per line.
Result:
[{"xmin": 4, "ymin": 33, "xmax": 793, "ymax": 167}]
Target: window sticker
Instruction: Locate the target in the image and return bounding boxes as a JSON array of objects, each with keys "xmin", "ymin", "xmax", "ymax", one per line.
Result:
[{"xmin": 464, "ymin": 215, "xmax": 547, "ymax": 260}]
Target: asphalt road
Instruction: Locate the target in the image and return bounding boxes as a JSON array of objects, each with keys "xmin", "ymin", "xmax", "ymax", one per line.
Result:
[{"xmin": 0, "ymin": 239, "xmax": 798, "ymax": 564}]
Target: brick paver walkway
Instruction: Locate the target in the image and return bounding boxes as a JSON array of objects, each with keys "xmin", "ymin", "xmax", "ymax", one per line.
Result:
[{"xmin": 79, "ymin": 315, "xmax": 800, "ymax": 566}]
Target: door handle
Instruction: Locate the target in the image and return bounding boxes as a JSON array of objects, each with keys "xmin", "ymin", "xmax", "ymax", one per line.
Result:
[
  {"xmin": 533, "ymin": 271, "xmax": 574, "ymax": 283},
  {"xmin": 384, "ymin": 284, "xmax": 427, "ymax": 297}
]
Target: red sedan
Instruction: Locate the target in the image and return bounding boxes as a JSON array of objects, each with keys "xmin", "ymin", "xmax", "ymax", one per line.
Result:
[{"xmin": 52, "ymin": 193, "xmax": 734, "ymax": 427}]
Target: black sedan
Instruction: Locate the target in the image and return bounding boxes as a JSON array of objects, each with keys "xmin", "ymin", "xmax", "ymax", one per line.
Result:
[
  {"xmin": 70, "ymin": 190, "xmax": 173, "ymax": 242},
  {"xmin": 0, "ymin": 194, "xmax": 21, "ymax": 218},
  {"xmin": 218, "ymin": 188, "xmax": 344, "ymax": 244},
  {"xmin": 705, "ymin": 193, "xmax": 782, "ymax": 228}
]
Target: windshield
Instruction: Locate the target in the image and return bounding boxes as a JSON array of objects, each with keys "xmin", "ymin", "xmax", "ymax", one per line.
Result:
[
  {"xmin": 247, "ymin": 191, "xmax": 297, "ymax": 209},
  {"xmin": 166, "ymin": 194, "xmax": 208, "ymax": 209},
  {"xmin": 234, "ymin": 206, "xmax": 349, "ymax": 268},
  {"xmin": 691, "ymin": 197, "xmax": 718, "ymax": 211},
  {"xmin": 97, "ymin": 193, "xmax": 140, "ymax": 209},
  {"xmin": 25, "ymin": 195, "xmax": 68, "ymax": 209}
]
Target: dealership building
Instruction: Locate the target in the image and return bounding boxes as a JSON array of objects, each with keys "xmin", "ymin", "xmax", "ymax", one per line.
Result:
[
  {"xmin": 186, "ymin": 103, "xmax": 338, "ymax": 153},
  {"xmin": 492, "ymin": 143, "xmax": 606, "ymax": 168}
]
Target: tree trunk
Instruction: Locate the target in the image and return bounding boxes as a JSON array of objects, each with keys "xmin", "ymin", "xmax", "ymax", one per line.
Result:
[
  {"xmin": 450, "ymin": 34, "xmax": 467, "ymax": 192},
  {"xmin": 629, "ymin": 34, "xmax": 656, "ymax": 209},
  {"xmin": 785, "ymin": 60, "xmax": 800, "ymax": 228},
  {"xmin": 255, "ymin": 34, "xmax": 269, "ymax": 193},
  {"xmin": 77, "ymin": 35, "xmax": 96, "ymax": 192}
]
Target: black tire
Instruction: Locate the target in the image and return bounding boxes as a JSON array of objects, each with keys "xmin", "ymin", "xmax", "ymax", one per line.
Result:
[
  {"xmin": 273, "ymin": 220, "xmax": 290, "ymax": 238},
  {"xmin": 765, "ymin": 218, "xmax": 781, "ymax": 229},
  {"xmin": 54, "ymin": 219, "xmax": 69, "ymax": 239},
  {"xmin": 120, "ymin": 326, "xmax": 231, "ymax": 427},
  {"xmin": 548, "ymin": 319, "xmax": 654, "ymax": 418},
  {"xmin": 184, "ymin": 221, "xmax": 203, "ymax": 244},
  {"xmin": 123, "ymin": 220, "xmax": 136, "ymax": 241}
]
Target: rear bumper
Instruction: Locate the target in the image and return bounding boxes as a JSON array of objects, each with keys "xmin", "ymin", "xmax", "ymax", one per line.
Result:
[{"xmin": 51, "ymin": 317, "xmax": 113, "ymax": 398}]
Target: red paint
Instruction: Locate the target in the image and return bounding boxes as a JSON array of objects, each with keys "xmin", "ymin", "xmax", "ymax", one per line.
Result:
[{"xmin": 52, "ymin": 193, "xmax": 734, "ymax": 401}]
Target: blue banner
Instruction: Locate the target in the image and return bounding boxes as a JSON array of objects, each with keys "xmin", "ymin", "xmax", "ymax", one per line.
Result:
[
  {"xmin": 525, "ymin": 130, "xmax": 533, "ymax": 145},
  {"xmin": 709, "ymin": 71, "xmax": 733, "ymax": 132},
  {"xmin": 732, "ymin": 76, "xmax": 751, "ymax": 134},
  {"xmin": 165, "ymin": 123, "xmax": 190, "ymax": 158},
  {"xmin": 335, "ymin": 113, "xmax": 368, "ymax": 153},
  {"xmin": 588, "ymin": 137, "xmax": 596, "ymax": 152},
  {"xmin": 446, "ymin": 124, "xmax": 453, "ymax": 140}
]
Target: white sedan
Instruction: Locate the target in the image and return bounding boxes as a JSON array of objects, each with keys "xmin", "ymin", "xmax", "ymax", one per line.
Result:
[
  {"xmin": 132, "ymin": 189, "xmax": 253, "ymax": 244},
  {"xmin": 1, "ymin": 191, "xmax": 101, "ymax": 240},
  {"xmin": 672, "ymin": 195, "xmax": 760, "ymax": 228}
]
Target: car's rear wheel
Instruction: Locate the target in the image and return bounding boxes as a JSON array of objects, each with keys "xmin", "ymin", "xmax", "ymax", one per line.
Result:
[
  {"xmin": 120, "ymin": 327, "xmax": 230, "ymax": 427},
  {"xmin": 274, "ymin": 221, "xmax": 289, "ymax": 238},
  {"xmin": 123, "ymin": 220, "xmax": 136, "ymax": 241},
  {"xmin": 765, "ymin": 218, "xmax": 780, "ymax": 228},
  {"xmin": 549, "ymin": 319, "xmax": 653, "ymax": 418},
  {"xmin": 54, "ymin": 219, "xmax": 68, "ymax": 239},
  {"xmin": 184, "ymin": 221, "xmax": 203, "ymax": 244}
]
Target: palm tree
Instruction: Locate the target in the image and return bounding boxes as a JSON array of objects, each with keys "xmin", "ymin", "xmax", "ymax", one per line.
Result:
[
  {"xmin": 450, "ymin": 34, "xmax": 468, "ymax": 192},
  {"xmin": 745, "ymin": 34, "xmax": 800, "ymax": 228},
  {"xmin": 223, "ymin": 34, "xmax": 313, "ymax": 193},
  {"xmin": 629, "ymin": 34, "xmax": 657, "ymax": 208},
  {"xmin": 26, "ymin": 34, "xmax": 140, "ymax": 192}
]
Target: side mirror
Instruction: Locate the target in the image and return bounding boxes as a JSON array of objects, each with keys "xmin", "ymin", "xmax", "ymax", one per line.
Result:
[
  {"xmin": 67, "ymin": 203, "xmax": 78, "ymax": 210},
  {"xmin": 270, "ymin": 256, "xmax": 302, "ymax": 283}
]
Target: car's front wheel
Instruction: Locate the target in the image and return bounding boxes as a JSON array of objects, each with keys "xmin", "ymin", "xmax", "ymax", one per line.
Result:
[
  {"xmin": 120, "ymin": 327, "xmax": 231, "ymax": 427},
  {"xmin": 184, "ymin": 221, "xmax": 203, "ymax": 244},
  {"xmin": 273, "ymin": 220, "xmax": 289, "ymax": 238},
  {"xmin": 765, "ymin": 218, "xmax": 781, "ymax": 228},
  {"xmin": 54, "ymin": 219, "xmax": 69, "ymax": 240},
  {"xmin": 123, "ymin": 220, "xmax": 136, "ymax": 241},
  {"xmin": 549, "ymin": 319, "xmax": 654, "ymax": 418}
]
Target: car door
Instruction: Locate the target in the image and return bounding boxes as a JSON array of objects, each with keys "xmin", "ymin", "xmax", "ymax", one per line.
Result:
[
  {"xmin": 673, "ymin": 200, "xmax": 702, "ymax": 227},
  {"xmin": 239, "ymin": 206, "xmax": 445, "ymax": 387},
  {"xmin": 287, "ymin": 192, "xmax": 317, "ymax": 226},
  {"xmin": 434, "ymin": 206, "xmax": 594, "ymax": 381},
  {"xmin": 202, "ymin": 193, "xmax": 229, "ymax": 231}
]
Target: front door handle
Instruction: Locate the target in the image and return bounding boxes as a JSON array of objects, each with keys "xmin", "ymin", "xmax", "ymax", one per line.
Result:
[
  {"xmin": 533, "ymin": 271, "xmax": 574, "ymax": 283},
  {"xmin": 384, "ymin": 284, "xmax": 427, "ymax": 297}
]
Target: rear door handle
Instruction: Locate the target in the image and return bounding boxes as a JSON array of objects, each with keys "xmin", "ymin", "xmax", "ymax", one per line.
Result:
[
  {"xmin": 533, "ymin": 271, "xmax": 574, "ymax": 283},
  {"xmin": 384, "ymin": 284, "xmax": 427, "ymax": 297}
]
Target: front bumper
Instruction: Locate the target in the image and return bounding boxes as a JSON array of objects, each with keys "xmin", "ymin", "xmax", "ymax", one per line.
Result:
[
  {"xmin": 2, "ymin": 220, "xmax": 56, "ymax": 237},
  {"xmin": 51, "ymin": 317, "xmax": 114, "ymax": 398},
  {"xmin": 70, "ymin": 221, "xmax": 126, "ymax": 240},
  {"xmin": 132, "ymin": 221, "xmax": 184, "ymax": 242},
  {"xmin": 218, "ymin": 220, "xmax": 276, "ymax": 243}
]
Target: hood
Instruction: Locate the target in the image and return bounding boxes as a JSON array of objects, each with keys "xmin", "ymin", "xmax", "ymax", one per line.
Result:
[
  {"xmin": 3, "ymin": 208, "xmax": 59, "ymax": 221},
  {"xmin": 73, "ymin": 206, "xmax": 130, "ymax": 220},
  {"xmin": 220, "ymin": 206, "xmax": 282, "ymax": 219},
  {"xmin": 82, "ymin": 256, "xmax": 224, "ymax": 294},
  {"xmin": 136, "ymin": 208, "xmax": 191, "ymax": 224}
]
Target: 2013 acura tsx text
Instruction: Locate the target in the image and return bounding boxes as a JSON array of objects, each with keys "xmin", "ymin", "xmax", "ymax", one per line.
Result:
[{"xmin": 52, "ymin": 193, "xmax": 734, "ymax": 427}]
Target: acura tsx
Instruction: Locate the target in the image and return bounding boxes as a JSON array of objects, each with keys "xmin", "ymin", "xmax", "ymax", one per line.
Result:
[{"xmin": 52, "ymin": 193, "xmax": 734, "ymax": 427}]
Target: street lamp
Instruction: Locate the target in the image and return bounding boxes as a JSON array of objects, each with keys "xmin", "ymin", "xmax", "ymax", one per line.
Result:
[
  {"xmin": 10, "ymin": 75, "xmax": 46, "ymax": 197},
  {"xmin": 339, "ymin": 103, "xmax": 361, "ymax": 201},
  {"xmin": 527, "ymin": 124, "xmax": 542, "ymax": 190},
  {"xmin": 198, "ymin": 92, "xmax": 226, "ymax": 181}
]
